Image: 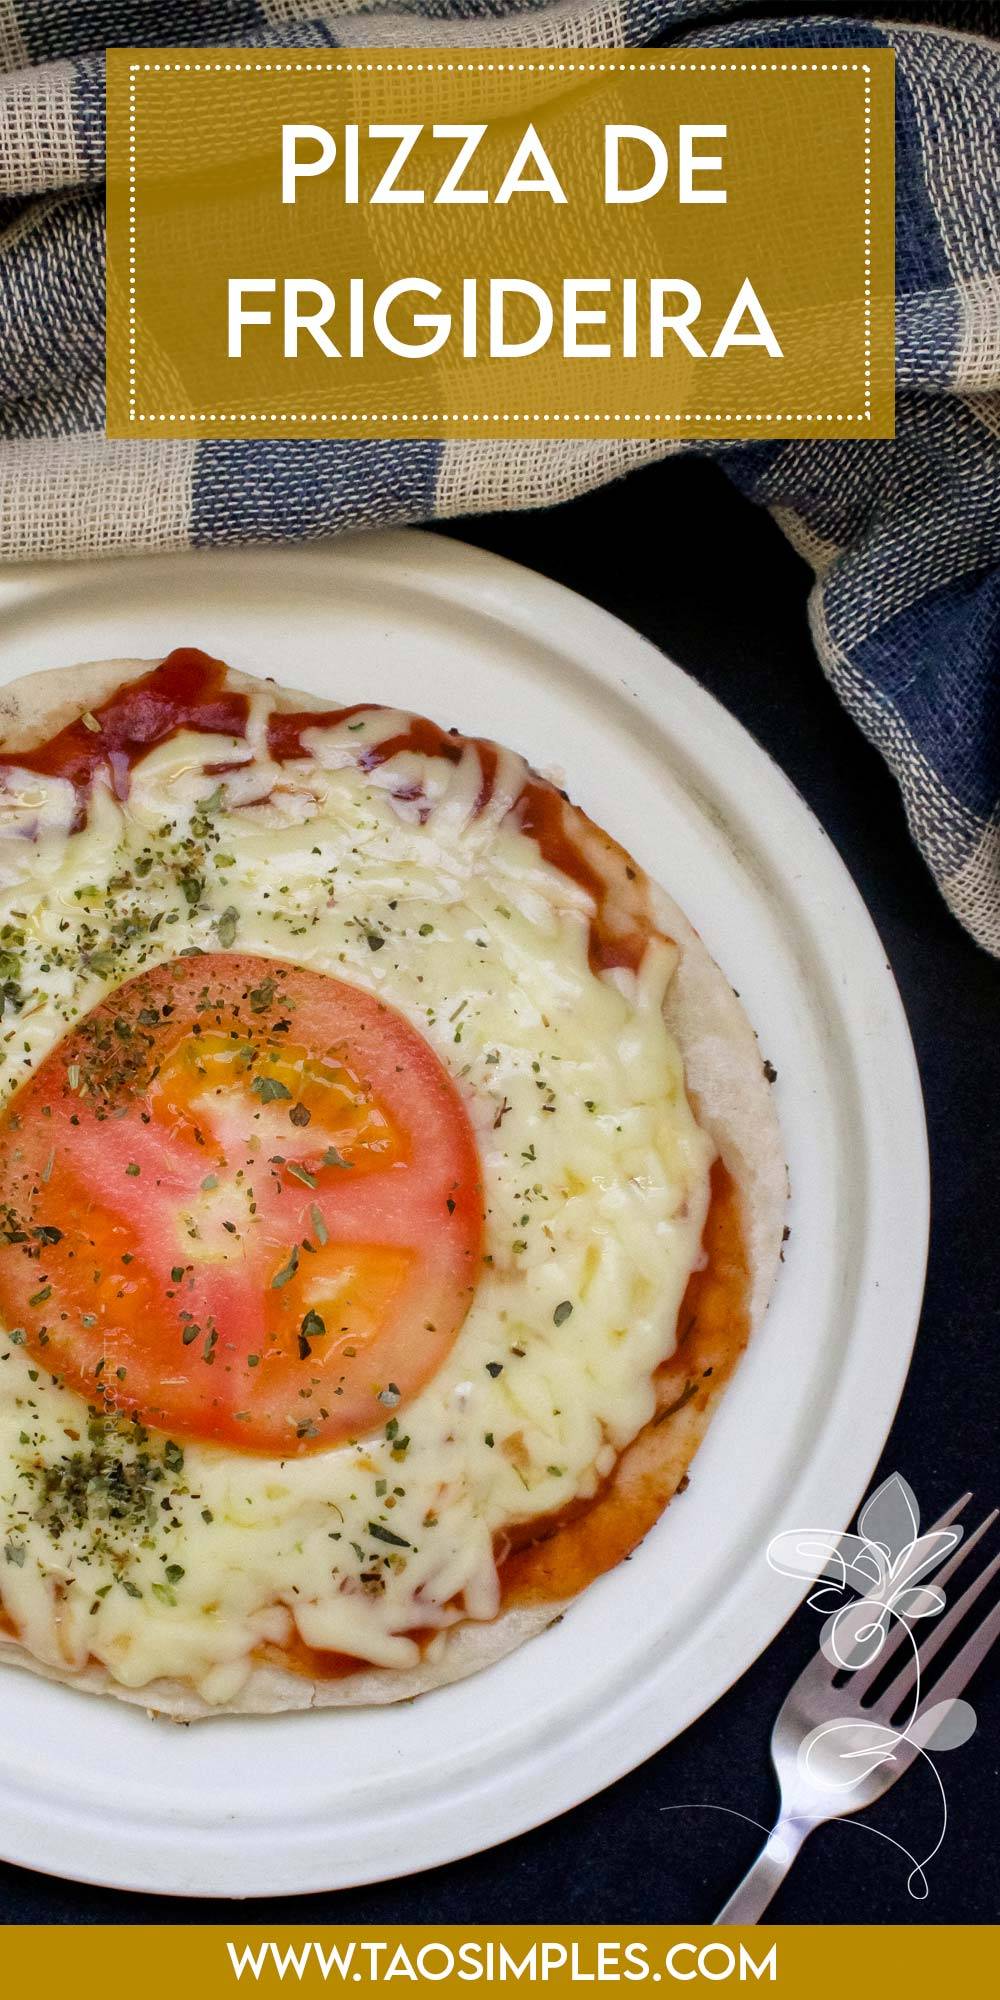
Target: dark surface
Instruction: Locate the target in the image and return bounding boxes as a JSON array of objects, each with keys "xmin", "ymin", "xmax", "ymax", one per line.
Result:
[{"xmin": 2, "ymin": 460, "xmax": 998, "ymax": 1924}]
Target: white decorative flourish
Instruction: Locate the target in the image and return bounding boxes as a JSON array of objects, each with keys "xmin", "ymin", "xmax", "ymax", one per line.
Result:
[{"xmin": 767, "ymin": 1473, "xmax": 979, "ymax": 1895}]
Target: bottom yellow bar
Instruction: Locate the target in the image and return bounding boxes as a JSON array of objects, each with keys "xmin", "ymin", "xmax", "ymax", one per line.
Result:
[{"xmin": 0, "ymin": 1925, "xmax": 995, "ymax": 1995}]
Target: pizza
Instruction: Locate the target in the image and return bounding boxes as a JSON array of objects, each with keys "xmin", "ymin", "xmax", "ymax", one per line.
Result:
[{"xmin": 0, "ymin": 649, "xmax": 785, "ymax": 1716}]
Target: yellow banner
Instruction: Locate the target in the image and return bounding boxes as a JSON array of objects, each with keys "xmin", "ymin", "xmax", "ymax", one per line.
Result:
[
  {"xmin": 106, "ymin": 47, "xmax": 895, "ymax": 440},
  {"xmin": 1, "ymin": 1926, "xmax": 997, "ymax": 1993}
]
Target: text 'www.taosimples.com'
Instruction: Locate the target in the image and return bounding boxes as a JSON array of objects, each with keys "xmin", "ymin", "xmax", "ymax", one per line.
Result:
[{"xmin": 226, "ymin": 1942, "xmax": 779, "ymax": 1986}]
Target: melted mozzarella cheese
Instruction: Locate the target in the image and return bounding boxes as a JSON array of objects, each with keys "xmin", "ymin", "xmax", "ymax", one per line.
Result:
[{"xmin": 0, "ymin": 695, "xmax": 713, "ymax": 1698}]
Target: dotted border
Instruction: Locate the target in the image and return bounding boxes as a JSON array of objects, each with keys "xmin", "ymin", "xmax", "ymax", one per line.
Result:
[{"xmin": 125, "ymin": 58, "xmax": 875, "ymax": 430}]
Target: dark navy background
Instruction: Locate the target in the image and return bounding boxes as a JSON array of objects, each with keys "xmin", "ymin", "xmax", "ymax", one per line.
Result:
[{"xmin": 1, "ymin": 460, "xmax": 998, "ymax": 1922}]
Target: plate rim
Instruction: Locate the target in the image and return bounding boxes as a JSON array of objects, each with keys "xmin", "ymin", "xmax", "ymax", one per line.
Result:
[{"xmin": 0, "ymin": 528, "xmax": 929, "ymax": 1899}]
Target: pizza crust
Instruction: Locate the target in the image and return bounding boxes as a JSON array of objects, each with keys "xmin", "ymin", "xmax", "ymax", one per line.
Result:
[{"xmin": 0, "ymin": 657, "xmax": 786, "ymax": 1718}]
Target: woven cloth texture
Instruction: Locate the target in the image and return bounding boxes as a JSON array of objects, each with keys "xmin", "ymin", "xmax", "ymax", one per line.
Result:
[{"xmin": 0, "ymin": 1, "xmax": 997, "ymax": 951}]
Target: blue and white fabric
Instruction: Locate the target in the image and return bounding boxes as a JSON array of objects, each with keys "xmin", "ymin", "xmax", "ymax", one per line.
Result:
[{"xmin": 0, "ymin": 2, "xmax": 997, "ymax": 950}]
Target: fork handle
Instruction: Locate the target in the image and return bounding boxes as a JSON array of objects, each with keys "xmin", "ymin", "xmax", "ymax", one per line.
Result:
[{"xmin": 714, "ymin": 1815, "xmax": 813, "ymax": 1923}]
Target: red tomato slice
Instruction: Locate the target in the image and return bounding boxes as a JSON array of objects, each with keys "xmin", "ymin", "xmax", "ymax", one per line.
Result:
[{"xmin": 0, "ymin": 955, "xmax": 483, "ymax": 1454}]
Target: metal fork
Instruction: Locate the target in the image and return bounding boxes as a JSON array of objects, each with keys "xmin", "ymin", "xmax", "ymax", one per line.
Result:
[{"xmin": 715, "ymin": 1493, "xmax": 1000, "ymax": 1921}]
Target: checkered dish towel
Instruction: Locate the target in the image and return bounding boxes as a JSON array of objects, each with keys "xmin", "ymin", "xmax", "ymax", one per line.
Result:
[{"xmin": 0, "ymin": 3, "xmax": 997, "ymax": 952}]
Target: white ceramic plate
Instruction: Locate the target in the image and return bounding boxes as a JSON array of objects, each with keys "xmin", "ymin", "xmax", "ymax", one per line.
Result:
[{"xmin": 0, "ymin": 532, "xmax": 927, "ymax": 1899}]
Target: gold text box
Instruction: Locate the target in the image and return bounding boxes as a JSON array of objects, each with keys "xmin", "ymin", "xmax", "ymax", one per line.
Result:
[{"xmin": 106, "ymin": 48, "xmax": 895, "ymax": 439}]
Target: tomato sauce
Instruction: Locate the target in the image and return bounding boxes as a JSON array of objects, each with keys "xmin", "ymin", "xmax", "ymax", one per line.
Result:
[
  {"xmin": 0, "ymin": 649, "xmax": 248, "ymax": 831},
  {"xmin": 516, "ymin": 775, "xmax": 650, "ymax": 975},
  {"xmin": 267, "ymin": 1162, "xmax": 749, "ymax": 1680},
  {"xmin": 2, "ymin": 652, "xmax": 658, "ymax": 975},
  {"xmin": 268, "ymin": 702, "xmax": 476, "ymax": 781},
  {"xmin": 497, "ymin": 1160, "xmax": 750, "ymax": 1604},
  {"xmin": 266, "ymin": 703, "xmax": 373, "ymax": 762},
  {"xmin": 269, "ymin": 698, "xmax": 657, "ymax": 975},
  {"xmin": 256, "ymin": 1620, "xmax": 443, "ymax": 1683},
  {"xmin": 256, "ymin": 1631, "xmax": 369, "ymax": 1682}
]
